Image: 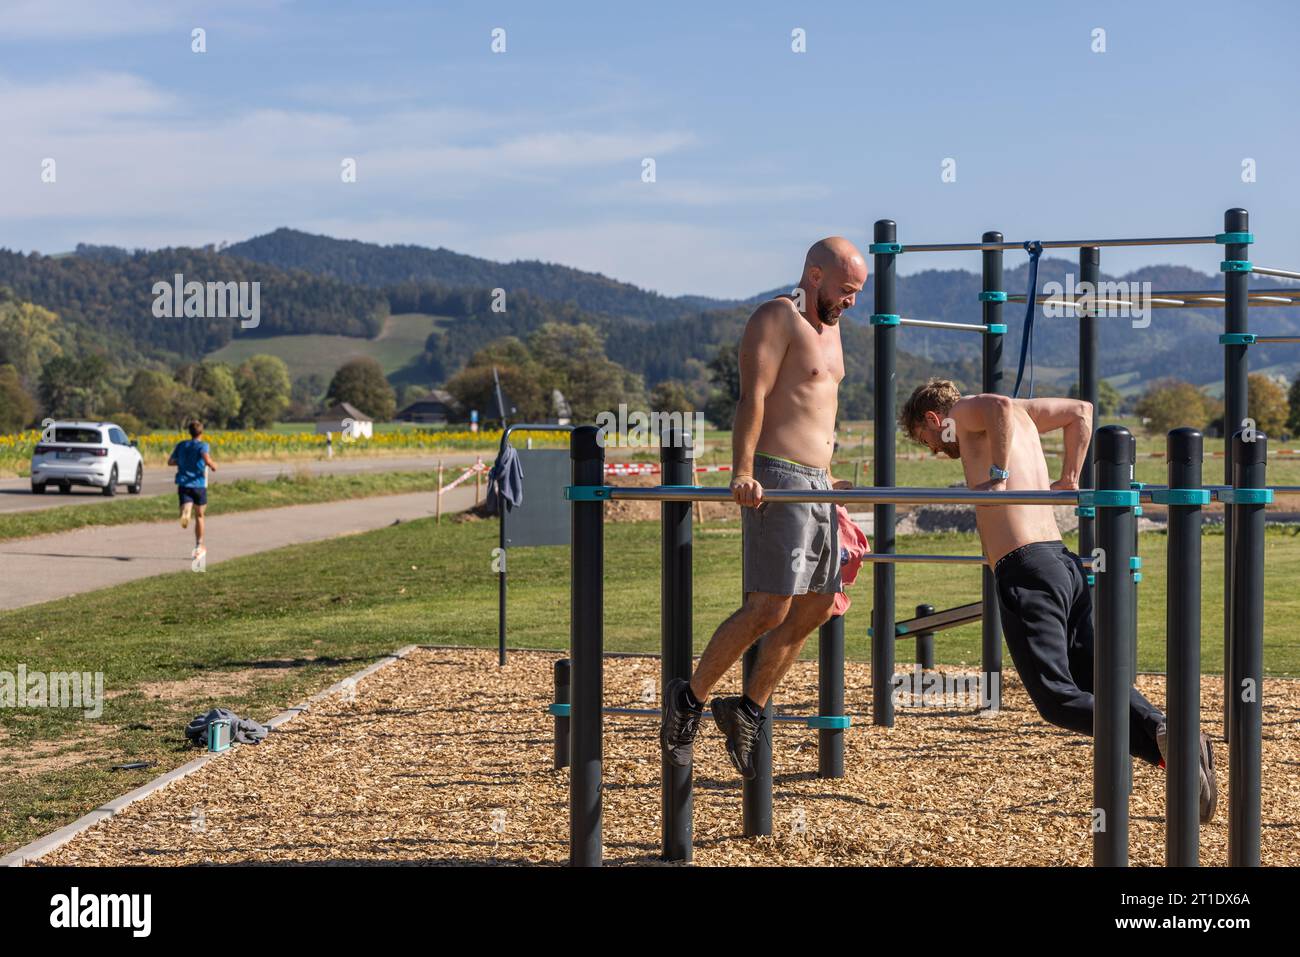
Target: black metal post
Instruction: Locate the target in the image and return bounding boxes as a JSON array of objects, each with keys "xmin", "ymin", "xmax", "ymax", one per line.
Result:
[
  {"xmin": 1079, "ymin": 246, "xmax": 1100, "ymax": 589},
  {"xmin": 873, "ymin": 219, "xmax": 898, "ymax": 727},
  {"xmin": 1130, "ymin": 433, "xmax": 1139, "ymax": 684},
  {"xmin": 1165, "ymin": 427, "xmax": 1203, "ymax": 867},
  {"xmin": 661, "ymin": 429, "xmax": 693, "ymax": 862},
  {"xmin": 1093, "ymin": 425, "xmax": 1136, "ymax": 866},
  {"xmin": 915, "ymin": 603, "xmax": 935, "ymax": 670},
  {"xmin": 818, "ymin": 615, "xmax": 845, "ymax": 778},
  {"xmin": 499, "ymin": 513, "xmax": 508, "ymax": 666},
  {"xmin": 1229, "ymin": 428, "xmax": 1265, "ymax": 867},
  {"xmin": 741, "ymin": 642, "xmax": 773, "ymax": 836},
  {"xmin": 554, "ymin": 658, "xmax": 571, "ymax": 770},
  {"xmin": 981, "ymin": 232, "xmax": 1004, "ymax": 711},
  {"xmin": 1222, "ymin": 208, "xmax": 1250, "ymax": 742},
  {"xmin": 569, "ymin": 425, "xmax": 604, "ymax": 866}
]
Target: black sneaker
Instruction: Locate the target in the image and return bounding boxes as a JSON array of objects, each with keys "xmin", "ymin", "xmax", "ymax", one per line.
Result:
[
  {"xmin": 1156, "ymin": 721, "xmax": 1219, "ymax": 824},
  {"xmin": 711, "ymin": 696, "xmax": 765, "ymax": 780},
  {"xmin": 660, "ymin": 678, "xmax": 703, "ymax": 767}
]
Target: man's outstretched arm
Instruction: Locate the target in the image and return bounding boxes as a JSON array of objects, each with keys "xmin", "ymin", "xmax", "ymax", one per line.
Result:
[{"xmin": 1020, "ymin": 397, "xmax": 1093, "ymax": 488}]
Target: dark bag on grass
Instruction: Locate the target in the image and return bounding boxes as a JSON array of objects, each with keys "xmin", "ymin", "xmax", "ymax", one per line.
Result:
[{"xmin": 185, "ymin": 707, "xmax": 269, "ymax": 747}]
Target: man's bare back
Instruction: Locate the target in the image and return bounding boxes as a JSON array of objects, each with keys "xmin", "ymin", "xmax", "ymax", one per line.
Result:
[
  {"xmin": 901, "ymin": 385, "xmax": 1093, "ymax": 567},
  {"xmin": 952, "ymin": 399, "xmax": 1064, "ymax": 565}
]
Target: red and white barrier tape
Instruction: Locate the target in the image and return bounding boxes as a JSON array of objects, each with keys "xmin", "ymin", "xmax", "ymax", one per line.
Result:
[{"xmin": 439, "ymin": 460, "xmax": 488, "ymax": 494}]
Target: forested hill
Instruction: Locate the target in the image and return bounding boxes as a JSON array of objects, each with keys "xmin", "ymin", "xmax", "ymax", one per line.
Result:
[
  {"xmin": 226, "ymin": 227, "xmax": 736, "ymax": 323},
  {"xmin": 0, "ymin": 246, "xmax": 389, "ymax": 364}
]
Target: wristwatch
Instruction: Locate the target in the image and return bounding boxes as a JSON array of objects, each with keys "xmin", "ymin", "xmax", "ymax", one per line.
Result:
[{"xmin": 989, "ymin": 464, "xmax": 1010, "ymax": 481}]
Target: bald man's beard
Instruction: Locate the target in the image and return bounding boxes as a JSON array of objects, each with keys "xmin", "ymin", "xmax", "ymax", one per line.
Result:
[{"xmin": 816, "ymin": 292, "xmax": 841, "ymax": 325}]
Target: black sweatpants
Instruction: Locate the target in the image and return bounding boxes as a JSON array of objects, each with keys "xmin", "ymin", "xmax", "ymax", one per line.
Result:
[{"xmin": 994, "ymin": 541, "xmax": 1164, "ymax": 766}]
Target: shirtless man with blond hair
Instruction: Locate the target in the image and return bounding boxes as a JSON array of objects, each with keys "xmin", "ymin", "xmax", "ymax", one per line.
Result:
[
  {"xmin": 898, "ymin": 379, "xmax": 1216, "ymax": 822},
  {"xmin": 660, "ymin": 237, "xmax": 865, "ymax": 779}
]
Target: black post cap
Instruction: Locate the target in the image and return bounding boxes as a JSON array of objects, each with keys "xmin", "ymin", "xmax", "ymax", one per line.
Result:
[
  {"xmin": 1095, "ymin": 424, "xmax": 1134, "ymax": 464},
  {"xmin": 660, "ymin": 426, "xmax": 688, "ymax": 462},
  {"xmin": 874, "ymin": 220, "xmax": 897, "ymax": 241},
  {"xmin": 982, "ymin": 231, "xmax": 1003, "ymax": 243},
  {"xmin": 571, "ymin": 424, "xmax": 604, "ymax": 461},
  {"xmin": 1231, "ymin": 429, "xmax": 1268, "ymax": 466},
  {"xmin": 1225, "ymin": 208, "xmax": 1249, "ymax": 230},
  {"xmin": 1167, "ymin": 427, "xmax": 1203, "ymax": 464}
]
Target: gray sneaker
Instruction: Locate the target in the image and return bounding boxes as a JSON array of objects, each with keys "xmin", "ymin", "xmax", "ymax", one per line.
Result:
[
  {"xmin": 1156, "ymin": 721, "xmax": 1219, "ymax": 823},
  {"xmin": 660, "ymin": 678, "xmax": 703, "ymax": 767},
  {"xmin": 710, "ymin": 696, "xmax": 766, "ymax": 780}
]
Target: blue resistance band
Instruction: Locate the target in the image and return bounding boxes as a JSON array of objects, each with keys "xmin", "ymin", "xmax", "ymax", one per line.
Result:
[{"xmin": 1011, "ymin": 241, "xmax": 1043, "ymax": 399}]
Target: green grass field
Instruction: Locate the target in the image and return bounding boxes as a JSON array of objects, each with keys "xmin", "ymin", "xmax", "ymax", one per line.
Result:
[
  {"xmin": 206, "ymin": 312, "xmax": 445, "ymax": 382},
  {"xmin": 2, "ymin": 511, "xmax": 1299, "ymax": 854}
]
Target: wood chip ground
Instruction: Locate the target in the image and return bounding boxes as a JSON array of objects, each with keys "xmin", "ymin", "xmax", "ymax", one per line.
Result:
[{"xmin": 35, "ymin": 648, "xmax": 1300, "ymax": 866}]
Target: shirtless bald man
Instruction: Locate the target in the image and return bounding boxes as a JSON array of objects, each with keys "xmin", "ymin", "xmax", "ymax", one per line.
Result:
[
  {"xmin": 659, "ymin": 237, "xmax": 865, "ymax": 779},
  {"xmin": 899, "ymin": 379, "xmax": 1217, "ymax": 822}
]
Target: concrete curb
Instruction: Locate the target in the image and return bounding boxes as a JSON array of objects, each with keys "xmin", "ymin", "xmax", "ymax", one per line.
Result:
[{"xmin": 1, "ymin": 644, "xmax": 419, "ymax": 867}]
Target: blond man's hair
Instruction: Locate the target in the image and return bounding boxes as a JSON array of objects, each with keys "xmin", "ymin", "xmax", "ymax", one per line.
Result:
[{"xmin": 899, "ymin": 378, "xmax": 961, "ymax": 441}]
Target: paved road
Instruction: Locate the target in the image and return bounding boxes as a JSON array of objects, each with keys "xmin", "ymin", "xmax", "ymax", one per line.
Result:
[
  {"xmin": 0, "ymin": 485, "xmax": 480, "ymax": 611},
  {"xmin": 0, "ymin": 454, "xmax": 487, "ymax": 515}
]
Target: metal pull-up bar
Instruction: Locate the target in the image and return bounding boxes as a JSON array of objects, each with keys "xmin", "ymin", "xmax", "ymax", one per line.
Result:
[
  {"xmin": 887, "ymin": 235, "xmax": 1218, "ymax": 254},
  {"xmin": 897, "ymin": 316, "xmax": 1002, "ymax": 334},
  {"xmin": 1250, "ymin": 265, "xmax": 1300, "ymax": 281},
  {"xmin": 571, "ymin": 485, "xmax": 1084, "ymax": 506}
]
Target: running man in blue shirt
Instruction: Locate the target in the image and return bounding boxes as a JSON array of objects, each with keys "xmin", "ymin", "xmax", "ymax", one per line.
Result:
[{"xmin": 168, "ymin": 419, "xmax": 218, "ymax": 558}]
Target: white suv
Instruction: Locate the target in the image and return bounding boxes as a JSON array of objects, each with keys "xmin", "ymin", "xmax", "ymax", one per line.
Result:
[{"xmin": 31, "ymin": 421, "xmax": 145, "ymax": 496}]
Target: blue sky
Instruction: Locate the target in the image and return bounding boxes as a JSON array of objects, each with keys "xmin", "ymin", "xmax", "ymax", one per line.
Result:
[{"xmin": 1, "ymin": 0, "xmax": 1297, "ymax": 297}]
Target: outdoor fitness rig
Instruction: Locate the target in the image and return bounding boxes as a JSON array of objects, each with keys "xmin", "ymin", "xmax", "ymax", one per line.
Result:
[
  {"xmin": 562, "ymin": 422, "xmax": 1273, "ymax": 868},
  {"xmin": 869, "ymin": 208, "xmax": 1300, "ymax": 741}
]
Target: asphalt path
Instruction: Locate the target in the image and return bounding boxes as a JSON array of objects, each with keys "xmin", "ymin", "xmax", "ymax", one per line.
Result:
[
  {"xmin": 0, "ymin": 453, "xmax": 486, "ymax": 514},
  {"xmin": 0, "ymin": 483, "xmax": 481, "ymax": 611}
]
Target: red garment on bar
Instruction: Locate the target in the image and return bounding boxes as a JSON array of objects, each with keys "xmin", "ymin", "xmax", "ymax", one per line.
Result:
[{"xmin": 832, "ymin": 505, "xmax": 871, "ymax": 616}]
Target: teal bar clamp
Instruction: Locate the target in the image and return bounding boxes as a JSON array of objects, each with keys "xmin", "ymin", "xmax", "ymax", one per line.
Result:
[
  {"xmin": 1219, "ymin": 333, "xmax": 1256, "ymax": 346},
  {"xmin": 1217, "ymin": 488, "xmax": 1274, "ymax": 505},
  {"xmin": 1130, "ymin": 556, "xmax": 1142, "ymax": 570},
  {"xmin": 870, "ymin": 313, "xmax": 901, "ymax": 326},
  {"xmin": 1133, "ymin": 572, "xmax": 1143, "ymax": 583},
  {"xmin": 565, "ymin": 485, "xmax": 613, "ymax": 501},
  {"xmin": 986, "ymin": 323, "xmax": 1007, "ymax": 334},
  {"xmin": 806, "ymin": 715, "xmax": 852, "ymax": 730},
  {"xmin": 1086, "ymin": 574, "xmax": 1096, "ymax": 586},
  {"xmin": 870, "ymin": 242, "xmax": 903, "ymax": 254},
  {"xmin": 548, "ymin": 703, "xmax": 571, "ymax": 717},
  {"xmin": 1075, "ymin": 505, "xmax": 1096, "ymax": 518},
  {"xmin": 1215, "ymin": 232, "xmax": 1254, "ymax": 245},
  {"xmin": 979, "ymin": 291, "xmax": 1008, "ymax": 302},
  {"xmin": 1150, "ymin": 488, "xmax": 1211, "ymax": 505},
  {"xmin": 1221, "ymin": 260, "xmax": 1253, "ymax": 272}
]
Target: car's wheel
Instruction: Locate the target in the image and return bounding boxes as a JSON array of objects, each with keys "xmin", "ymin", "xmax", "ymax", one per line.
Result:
[
  {"xmin": 31, "ymin": 483, "xmax": 46, "ymax": 495},
  {"xmin": 58, "ymin": 483, "xmax": 72, "ymax": 494},
  {"xmin": 103, "ymin": 466, "xmax": 118, "ymax": 496},
  {"xmin": 128, "ymin": 464, "xmax": 143, "ymax": 495}
]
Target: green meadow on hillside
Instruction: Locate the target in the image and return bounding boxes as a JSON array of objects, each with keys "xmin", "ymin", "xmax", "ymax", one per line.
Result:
[{"xmin": 206, "ymin": 312, "xmax": 444, "ymax": 383}]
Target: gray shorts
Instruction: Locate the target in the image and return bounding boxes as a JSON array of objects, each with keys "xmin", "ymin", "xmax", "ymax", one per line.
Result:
[{"xmin": 742, "ymin": 455, "xmax": 842, "ymax": 597}]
